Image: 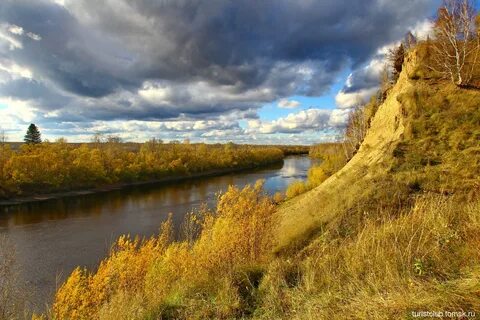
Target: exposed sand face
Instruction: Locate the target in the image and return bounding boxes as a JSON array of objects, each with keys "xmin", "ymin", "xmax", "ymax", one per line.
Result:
[{"xmin": 276, "ymin": 60, "xmax": 415, "ymax": 250}]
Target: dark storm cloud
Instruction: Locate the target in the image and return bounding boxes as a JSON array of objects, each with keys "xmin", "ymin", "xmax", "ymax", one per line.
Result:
[
  {"xmin": 342, "ymin": 62, "xmax": 383, "ymax": 94},
  {"xmin": 0, "ymin": 0, "xmax": 436, "ymax": 123},
  {"xmin": 334, "ymin": 54, "xmax": 385, "ymax": 108},
  {"xmin": 0, "ymin": 78, "xmax": 70, "ymax": 109},
  {"xmin": 2, "ymin": 1, "xmax": 141, "ymax": 97}
]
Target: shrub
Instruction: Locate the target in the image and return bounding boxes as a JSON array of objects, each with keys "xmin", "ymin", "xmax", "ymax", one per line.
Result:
[
  {"xmin": 52, "ymin": 182, "xmax": 278, "ymax": 319},
  {"xmin": 285, "ymin": 181, "xmax": 308, "ymax": 199}
]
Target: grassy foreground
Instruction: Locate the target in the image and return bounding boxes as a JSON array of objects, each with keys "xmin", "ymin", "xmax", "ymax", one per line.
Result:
[
  {"xmin": 44, "ymin": 189, "xmax": 479, "ymax": 320},
  {"xmin": 33, "ymin": 46, "xmax": 480, "ymax": 320}
]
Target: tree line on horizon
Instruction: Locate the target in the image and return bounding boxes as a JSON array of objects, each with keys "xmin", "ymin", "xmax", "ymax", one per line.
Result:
[{"xmin": 0, "ymin": 139, "xmax": 283, "ymax": 199}]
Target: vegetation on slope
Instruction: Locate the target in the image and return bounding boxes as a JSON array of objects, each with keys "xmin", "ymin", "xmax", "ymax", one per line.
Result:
[
  {"xmin": 0, "ymin": 141, "xmax": 283, "ymax": 199},
  {"xmin": 0, "ymin": 236, "xmax": 26, "ymax": 320},
  {"xmin": 260, "ymin": 195, "xmax": 480, "ymax": 319},
  {"xmin": 392, "ymin": 80, "xmax": 480, "ymax": 195}
]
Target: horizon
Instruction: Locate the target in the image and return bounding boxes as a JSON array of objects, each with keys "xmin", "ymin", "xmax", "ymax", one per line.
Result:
[{"xmin": 0, "ymin": 0, "xmax": 439, "ymax": 144}]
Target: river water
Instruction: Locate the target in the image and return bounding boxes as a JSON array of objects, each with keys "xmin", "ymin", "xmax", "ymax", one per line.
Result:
[{"xmin": 0, "ymin": 155, "xmax": 312, "ymax": 310}]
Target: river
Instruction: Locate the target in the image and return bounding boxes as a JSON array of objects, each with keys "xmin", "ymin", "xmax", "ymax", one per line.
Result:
[{"xmin": 0, "ymin": 155, "xmax": 312, "ymax": 311}]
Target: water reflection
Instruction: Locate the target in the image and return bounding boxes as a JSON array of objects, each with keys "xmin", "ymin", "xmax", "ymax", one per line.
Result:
[{"xmin": 0, "ymin": 155, "xmax": 311, "ymax": 310}]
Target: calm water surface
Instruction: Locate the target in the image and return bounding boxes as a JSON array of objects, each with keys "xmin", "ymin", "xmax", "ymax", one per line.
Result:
[{"xmin": 0, "ymin": 155, "xmax": 312, "ymax": 310}]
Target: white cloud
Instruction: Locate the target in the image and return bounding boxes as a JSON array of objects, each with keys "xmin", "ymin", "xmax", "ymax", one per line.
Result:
[
  {"xmin": 138, "ymin": 83, "xmax": 172, "ymax": 105},
  {"xmin": 51, "ymin": 0, "xmax": 65, "ymax": 6},
  {"xmin": 247, "ymin": 109, "xmax": 333, "ymax": 134},
  {"xmin": 0, "ymin": 98, "xmax": 38, "ymax": 140},
  {"xmin": 328, "ymin": 109, "xmax": 350, "ymax": 127},
  {"xmin": 335, "ymin": 55, "xmax": 385, "ymax": 109},
  {"xmin": 411, "ymin": 19, "xmax": 433, "ymax": 40},
  {"xmin": 0, "ymin": 60, "xmax": 33, "ymax": 80},
  {"xmin": 278, "ymin": 98, "xmax": 301, "ymax": 109},
  {"xmin": 185, "ymin": 81, "xmax": 274, "ymax": 105},
  {"xmin": 335, "ymin": 87, "xmax": 378, "ymax": 109},
  {"xmin": 0, "ymin": 24, "xmax": 42, "ymax": 51},
  {"xmin": 247, "ymin": 119, "xmax": 261, "ymax": 129},
  {"xmin": 27, "ymin": 32, "xmax": 42, "ymax": 41},
  {"xmin": 7, "ymin": 25, "xmax": 24, "ymax": 35},
  {"xmin": 0, "ymin": 30, "xmax": 23, "ymax": 51}
]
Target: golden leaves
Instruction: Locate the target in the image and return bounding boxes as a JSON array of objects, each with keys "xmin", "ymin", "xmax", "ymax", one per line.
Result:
[{"xmin": 52, "ymin": 183, "xmax": 278, "ymax": 319}]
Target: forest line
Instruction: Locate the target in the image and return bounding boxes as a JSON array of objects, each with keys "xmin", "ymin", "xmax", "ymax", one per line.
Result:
[{"xmin": 0, "ymin": 140, "xmax": 290, "ymax": 200}]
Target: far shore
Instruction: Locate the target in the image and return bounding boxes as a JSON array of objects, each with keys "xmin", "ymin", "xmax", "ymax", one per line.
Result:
[{"xmin": 0, "ymin": 157, "xmax": 296, "ymax": 207}]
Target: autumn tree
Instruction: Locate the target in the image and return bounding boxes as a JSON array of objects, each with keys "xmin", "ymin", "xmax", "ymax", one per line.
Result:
[
  {"xmin": 91, "ymin": 132, "xmax": 104, "ymax": 145},
  {"xmin": 342, "ymin": 104, "xmax": 368, "ymax": 160},
  {"xmin": 24, "ymin": 123, "xmax": 42, "ymax": 144},
  {"xmin": 106, "ymin": 135, "xmax": 122, "ymax": 144},
  {"xmin": 430, "ymin": 0, "xmax": 480, "ymax": 86}
]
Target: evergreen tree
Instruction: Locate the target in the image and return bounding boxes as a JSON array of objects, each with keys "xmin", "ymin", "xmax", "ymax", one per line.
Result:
[
  {"xmin": 24, "ymin": 123, "xmax": 42, "ymax": 144},
  {"xmin": 388, "ymin": 43, "xmax": 405, "ymax": 83}
]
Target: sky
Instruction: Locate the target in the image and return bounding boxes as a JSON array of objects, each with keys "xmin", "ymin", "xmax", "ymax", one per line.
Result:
[{"xmin": 0, "ymin": 0, "xmax": 439, "ymax": 144}]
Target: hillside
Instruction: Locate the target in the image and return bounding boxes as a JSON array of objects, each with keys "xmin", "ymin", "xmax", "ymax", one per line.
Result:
[
  {"xmin": 276, "ymin": 51, "xmax": 412, "ymax": 251},
  {"xmin": 44, "ymin": 47, "xmax": 480, "ymax": 320},
  {"xmin": 270, "ymin": 47, "xmax": 480, "ymax": 318},
  {"xmin": 277, "ymin": 46, "xmax": 480, "ymax": 251}
]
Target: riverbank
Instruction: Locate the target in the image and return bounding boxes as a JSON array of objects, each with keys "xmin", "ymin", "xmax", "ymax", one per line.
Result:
[
  {"xmin": 0, "ymin": 143, "xmax": 288, "ymax": 204},
  {"xmin": 0, "ymin": 159, "xmax": 288, "ymax": 207}
]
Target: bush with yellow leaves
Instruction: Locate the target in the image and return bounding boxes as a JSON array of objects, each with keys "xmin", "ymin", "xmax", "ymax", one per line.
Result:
[{"xmin": 52, "ymin": 181, "xmax": 277, "ymax": 319}]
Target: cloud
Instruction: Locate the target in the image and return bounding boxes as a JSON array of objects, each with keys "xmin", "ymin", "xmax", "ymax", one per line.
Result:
[
  {"xmin": 328, "ymin": 109, "xmax": 351, "ymax": 127},
  {"xmin": 0, "ymin": 96, "xmax": 37, "ymax": 125},
  {"xmin": 0, "ymin": 59, "xmax": 33, "ymax": 80},
  {"xmin": 335, "ymin": 57, "xmax": 385, "ymax": 108},
  {"xmin": 0, "ymin": 26, "xmax": 23, "ymax": 50},
  {"xmin": 0, "ymin": 22, "xmax": 42, "ymax": 52},
  {"xmin": 50, "ymin": 0, "xmax": 65, "ymax": 7},
  {"xmin": 247, "ymin": 109, "xmax": 340, "ymax": 135},
  {"xmin": 278, "ymin": 99, "xmax": 301, "ymax": 109},
  {"xmin": 0, "ymin": 0, "xmax": 437, "ymax": 142},
  {"xmin": 7, "ymin": 24, "xmax": 24, "ymax": 35},
  {"xmin": 411, "ymin": 19, "xmax": 434, "ymax": 40},
  {"xmin": 335, "ymin": 87, "xmax": 379, "ymax": 109},
  {"xmin": 26, "ymin": 32, "xmax": 41, "ymax": 41}
]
